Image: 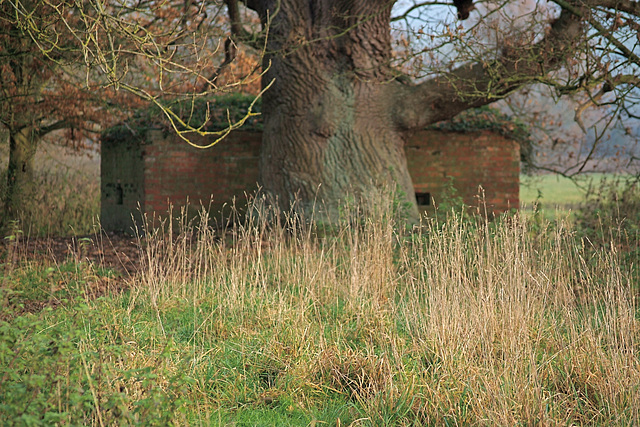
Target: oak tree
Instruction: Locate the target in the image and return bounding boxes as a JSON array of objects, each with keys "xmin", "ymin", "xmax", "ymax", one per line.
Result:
[
  {"xmin": 4, "ymin": 0, "xmax": 639, "ymax": 226},
  {"xmin": 227, "ymin": 0, "xmax": 639, "ymax": 223}
]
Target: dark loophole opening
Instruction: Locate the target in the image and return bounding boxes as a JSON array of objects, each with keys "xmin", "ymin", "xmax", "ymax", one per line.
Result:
[
  {"xmin": 416, "ymin": 192, "xmax": 431, "ymax": 206},
  {"xmin": 116, "ymin": 183, "xmax": 124, "ymax": 205}
]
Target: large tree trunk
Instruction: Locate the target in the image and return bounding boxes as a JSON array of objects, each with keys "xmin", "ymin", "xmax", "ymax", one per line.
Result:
[
  {"xmin": 244, "ymin": 0, "xmax": 583, "ymax": 224},
  {"xmin": 260, "ymin": 72, "xmax": 420, "ymax": 223},
  {"xmin": 256, "ymin": 1, "xmax": 420, "ymax": 223},
  {"xmin": 1, "ymin": 126, "xmax": 39, "ymax": 230}
]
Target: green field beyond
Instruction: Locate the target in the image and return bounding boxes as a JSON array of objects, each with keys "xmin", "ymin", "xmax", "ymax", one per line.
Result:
[{"xmin": 520, "ymin": 173, "xmax": 617, "ymax": 213}]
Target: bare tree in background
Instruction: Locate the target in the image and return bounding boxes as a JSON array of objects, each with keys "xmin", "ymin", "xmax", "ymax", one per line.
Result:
[
  {"xmin": 0, "ymin": 0, "xmax": 264, "ymax": 230},
  {"xmin": 431, "ymin": 0, "xmax": 640, "ymax": 175}
]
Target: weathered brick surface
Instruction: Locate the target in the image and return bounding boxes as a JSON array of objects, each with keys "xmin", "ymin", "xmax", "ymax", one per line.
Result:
[
  {"xmin": 101, "ymin": 129, "xmax": 519, "ymax": 231},
  {"xmin": 407, "ymin": 130, "xmax": 519, "ymax": 214},
  {"xmin": 141, "ymin": 130, "xmax": 262, "ymax": 220}
]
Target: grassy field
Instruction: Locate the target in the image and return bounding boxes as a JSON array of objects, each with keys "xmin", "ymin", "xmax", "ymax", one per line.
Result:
[
  {"xmin": 519, "ymin": 173, "xmax": 629, "ymax": 213},
  {"xmin": 1, "ymin": 189, "xmax": 639, "ymax": 425}
]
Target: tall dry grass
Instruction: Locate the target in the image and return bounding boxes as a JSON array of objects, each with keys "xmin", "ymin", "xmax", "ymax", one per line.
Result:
[
  {"xmin": 0, "ymin": 142, "xmax": 99, "ymax": 236},
  {"xmin": 126, "ymin": 193, "xmax": 639, "ymax": 424}
]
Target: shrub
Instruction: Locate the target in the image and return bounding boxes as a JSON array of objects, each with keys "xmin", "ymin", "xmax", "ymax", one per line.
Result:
[{"xmin": 575, "ymin": 175, "xmax": 640, "ymax": 267}]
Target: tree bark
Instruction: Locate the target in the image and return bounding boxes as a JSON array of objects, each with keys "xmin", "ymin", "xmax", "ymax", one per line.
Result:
[
  {"xmin": 1, "ymin": 126, "xmax": 39, "ymax": 231},
  {"xmin": 254, "ymin": 0, "xmax": 420, "ymax": 223}
]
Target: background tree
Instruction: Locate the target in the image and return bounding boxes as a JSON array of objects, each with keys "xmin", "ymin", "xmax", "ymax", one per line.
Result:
[
  {"xmin": 0, "ymin": 0, "xmax": 263, "ymax": 231},
  {"xmin": 224, "ymin": 0, "xmax": 639, "ymax": 223},
  {"xmin": 0, "ymin": 1, "xmax": 96, "ymax": 229}
]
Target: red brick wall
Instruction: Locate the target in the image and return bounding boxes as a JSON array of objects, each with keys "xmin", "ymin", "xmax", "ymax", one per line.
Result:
[
  {"xmin": 104, "ymin": 129, "xmax": 518, "ymax": 229},
  {"xmin": 142, "ymin": 130, "xmax": 262, "ymax": 219},
  {"xmin": 407, "ymin": 130, "xmax": 520, "ymax": 214}
]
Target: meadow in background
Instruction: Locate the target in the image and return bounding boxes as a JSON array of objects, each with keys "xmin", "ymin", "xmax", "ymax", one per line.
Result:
[{"xmin": 0, "ymin": 141, "xmax": 99, "ymax": 237}]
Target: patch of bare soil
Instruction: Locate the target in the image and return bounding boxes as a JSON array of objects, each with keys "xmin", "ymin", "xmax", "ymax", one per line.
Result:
[
  {"xmin": 1, "ymin": 232, "xmax": 141, "ymax": 316},
  {"xmin": 3, "ymin": 232, "xmax": 140, "ymax": 275}
]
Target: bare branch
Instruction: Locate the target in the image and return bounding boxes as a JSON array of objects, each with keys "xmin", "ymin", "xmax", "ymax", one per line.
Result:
[
  {"xmin": 552, "ymin": 0, "xmax": 640, "ymax": 67},
  {"xmin": 196, "ymin": 37, "xmax": 237, "ymax": 92},
  {"xmin": 574, "ymin": 74, "xmax": 640, "ymax": 132},
  {"xmin": 37, "ymin": 120, "xmax": 73, "ymax": 137},
  {"xmin": 584, "ymin": 0, "xmax": 640, "ymax": 17},
  {"xmin": 391, "ymin": 1, "xmax": 451, "ymax": 22},
  {"xmin": 392, "ymin": 8, "xmax": 584, "ymax": 129}
]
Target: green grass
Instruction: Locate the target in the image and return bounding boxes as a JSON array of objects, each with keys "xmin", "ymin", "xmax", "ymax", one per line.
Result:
[
  {"xmin": 0, "ymin": 163, "xmax": 637, "ymax": 424},
  {"xmin": 520, "ymin": 173, "xmax": 615, "ymax": 211},
  {"xmin": 1, "ymin": 196, "xmax": 638, "ymax": 425}
]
